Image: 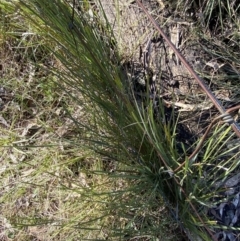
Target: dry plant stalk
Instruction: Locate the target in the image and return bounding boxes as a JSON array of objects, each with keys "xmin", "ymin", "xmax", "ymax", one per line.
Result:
[{"xmin": 136, "ymin": 0, "xmax": 240, "ymax": 139}]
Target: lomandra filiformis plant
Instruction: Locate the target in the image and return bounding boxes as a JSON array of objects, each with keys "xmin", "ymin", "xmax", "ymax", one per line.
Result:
[{"xmin": 14, "ymin": 0, "xmax": 240, "ymax": 240}]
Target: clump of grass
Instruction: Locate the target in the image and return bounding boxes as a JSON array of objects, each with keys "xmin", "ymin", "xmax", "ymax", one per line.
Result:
[
  {"xmin": 0, "ymin": 1, "xmax": 181, "ymax": 240},
  {"xmin": 1, "ymin": 0, "xmax": 240, "ymax": 240}
]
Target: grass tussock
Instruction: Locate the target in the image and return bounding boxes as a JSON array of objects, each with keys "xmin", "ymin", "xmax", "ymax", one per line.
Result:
[
  {"xmin": 0, "ymin": 1, "xmax": 180, "ymax": 240},
  {"xmin": 0, "ymin": 0, "xmax": 240, "ymax": 241}
]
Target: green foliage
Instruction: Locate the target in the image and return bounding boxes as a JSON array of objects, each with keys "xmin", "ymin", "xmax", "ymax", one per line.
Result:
[{"xmin": 1, "ymin": 0, "xmax": 240, "ymax": 240}]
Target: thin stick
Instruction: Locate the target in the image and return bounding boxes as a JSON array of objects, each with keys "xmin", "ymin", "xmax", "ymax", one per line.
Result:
[{"xmin": 135, "ymin": 0, "xmax": 240, "ymax": 138}]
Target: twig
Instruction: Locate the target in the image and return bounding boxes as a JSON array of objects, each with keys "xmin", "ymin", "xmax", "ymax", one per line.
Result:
[{"xmin": 135, "ymin": 0, "xmax": 240, "ymax": 139}]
